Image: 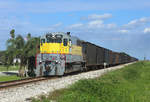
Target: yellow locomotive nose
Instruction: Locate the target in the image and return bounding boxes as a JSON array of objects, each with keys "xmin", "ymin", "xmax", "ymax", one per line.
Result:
[
  {"xmin": 40, "ymin": 40, "xmax": 69, "ymax": 54},
  {"xmin": 40, "ymin": 43, "xmax": 61, "ymax": 53}
]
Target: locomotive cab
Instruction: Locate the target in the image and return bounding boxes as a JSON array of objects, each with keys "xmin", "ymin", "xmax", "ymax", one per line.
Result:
[
  {"xmin": 35, "ymin": 32, "xmax": 73, "ymax": 76},
  {"xmin": 40, "ymin": 33, "xmax": 70, "ymax": 54}
]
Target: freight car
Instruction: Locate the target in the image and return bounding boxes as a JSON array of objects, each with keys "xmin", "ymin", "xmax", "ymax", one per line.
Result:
[{"xmin": 27, "ymin": 32, "xmax": 138, "ymax": 77}]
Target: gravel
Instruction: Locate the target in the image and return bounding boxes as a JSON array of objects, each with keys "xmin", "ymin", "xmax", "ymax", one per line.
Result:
[{"xmin": 0, "ymin": 63, "xmax": 133, "ymax": 102}]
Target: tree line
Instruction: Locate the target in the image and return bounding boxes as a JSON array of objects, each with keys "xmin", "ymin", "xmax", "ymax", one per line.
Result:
[{"xmin": 0, "ymin": 29, "xmax": 40, "ymax": 71}]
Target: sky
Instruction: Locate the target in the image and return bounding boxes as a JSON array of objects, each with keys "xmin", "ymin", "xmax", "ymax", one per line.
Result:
[{"xmin": 0, "ymin": 0, "xmax": 150, "ymax": 60}]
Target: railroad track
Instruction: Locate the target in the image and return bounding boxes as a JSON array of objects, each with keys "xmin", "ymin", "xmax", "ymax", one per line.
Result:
[
  {"xmin": 0, "ymin": 66, "xmax": 120, "ymax": 89},
  {"xmin": 0, "ymin": 62, "xmax": 135, "ymax": 89},
  {"xmin": 0, "ymin": 76, "xmax": 56, "ymax": 89},
  {"xmin": 0, "ymin": 70, "xmax": 85, "ymax": 89},
  {"xmin": 0, "ymin": 71, "xmax": 84, "ymax": 89}
]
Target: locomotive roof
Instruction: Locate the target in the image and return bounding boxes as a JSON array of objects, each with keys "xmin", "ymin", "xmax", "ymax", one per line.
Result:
[{"xmin": 41, "ymin": 32, "xmax": 68, "ymax": 38}]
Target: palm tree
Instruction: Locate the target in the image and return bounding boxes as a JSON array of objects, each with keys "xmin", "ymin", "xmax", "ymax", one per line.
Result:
[
  {"xmin": 6, "ymin": 29, "xmax": 40, "ymax": 77},
  {"xmin": 24, "ymin": 37, "xmax": 40, "ymax": 57},
  {"xmin": 6, "ymin": 29, "xmax": 16, "ymax": 66},
  {"xmin": 10, "ymin": 29, "xmax": 15, "ymax": 39},
  {"xmin": 27, "ymin": 33, "xmax": 31, "ymax": 40}
]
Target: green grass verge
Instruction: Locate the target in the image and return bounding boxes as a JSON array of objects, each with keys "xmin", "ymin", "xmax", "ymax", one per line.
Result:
[
  {"xmin": 32, "ymin": 61, "xmax": 150, "ymax": 102},
  {"xmin": 0, "ymin": 75, "xmax": 21, "ymax": 82},
  {"xmin": 0, "ymin": 65, "xmax": 19, "ymax": 71}
]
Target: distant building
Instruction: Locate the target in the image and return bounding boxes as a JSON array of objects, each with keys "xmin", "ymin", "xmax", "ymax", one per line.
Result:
[{"xmin": 13, "ymin": 58, "xmax": 21, "ymax": 64}]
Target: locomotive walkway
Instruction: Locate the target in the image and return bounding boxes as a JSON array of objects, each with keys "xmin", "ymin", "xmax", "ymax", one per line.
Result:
[{"xmin": 0, "ymin": 63, "xmax": 134, "ymax": 102}]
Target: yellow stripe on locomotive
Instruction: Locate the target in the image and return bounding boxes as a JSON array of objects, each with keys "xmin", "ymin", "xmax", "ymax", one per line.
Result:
[
  {"xmin": 71, "ymin": 45, "xmax": 82, "ymax": 56},
  {"xmin": 40, "ymin": 43, "xmax": 70, "ymax": 54}
]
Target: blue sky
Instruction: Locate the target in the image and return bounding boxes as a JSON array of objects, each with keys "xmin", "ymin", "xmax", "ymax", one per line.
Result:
[{"xmin": 0, "ymin": 0, "xmax": 150, "ymax": 60}]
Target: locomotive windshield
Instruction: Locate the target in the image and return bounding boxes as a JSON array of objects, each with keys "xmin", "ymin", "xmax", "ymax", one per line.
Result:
[
  {"xmin": 41, "ymin": 39, "xmax": 45, "ymax": 43},
  {"xmin": 63, "ymin": 38, "xmax": 68, "ymax": 46},
  {"xmin": 46, "ymin": 34, "xmax": 62, "ymax": 43},
  {"xmin": 47, "ymin": 38, "xmax": 62, "ymax": 43}
]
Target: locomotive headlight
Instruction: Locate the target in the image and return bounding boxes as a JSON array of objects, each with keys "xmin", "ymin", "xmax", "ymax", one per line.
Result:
[
  {"xmin": 55, "ymin": 60, "xmax": 58, "ymax": 64},
  {"xmin": 39, "ymin": 61, "xmax": 42, "ymax": 65},
  {"xmin": 55, "ymin": 60, "xmax": 60, "ymax": 64}
]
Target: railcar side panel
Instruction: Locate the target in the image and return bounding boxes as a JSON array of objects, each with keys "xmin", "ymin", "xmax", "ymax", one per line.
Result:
[
  {"xmin": 104, "ymin": 49, "xmax": 110, "ymax": 65},
  {"xmin": 82, "ymin": 42, "xmax": 97, "ymax": 66},
  {"xmin": 82, "ymin": 42, "xmax": 105, "ymax": 66},
  {"xmin": 96, "ymin": 46, "xmax": 105, "ymax": 65}
]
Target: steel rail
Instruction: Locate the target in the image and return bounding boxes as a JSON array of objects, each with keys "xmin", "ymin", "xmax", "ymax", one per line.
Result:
[{"xmin": 0, "ymin": 76, "xmax": 56, "ymax": 89}]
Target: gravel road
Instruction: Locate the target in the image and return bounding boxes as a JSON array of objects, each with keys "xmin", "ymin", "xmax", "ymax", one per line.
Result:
[{"xmin": 0, "ymin": 63, "xmax": 133, "ymax": 102}]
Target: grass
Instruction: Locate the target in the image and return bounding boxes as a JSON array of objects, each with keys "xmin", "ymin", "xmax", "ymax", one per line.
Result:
[
  {"xmin": 0, "ymin": 75, "xmax": 21, "ymax": 82},
  {"xmin": 32, "ymin": 61, "xmax": 150, "ymax": 102},
  {"xmin": 0, "ymin": 65, "xmax": 19, "ymax": 71},
  {"xmin": 0, "ymin": 65, "xmax": 21, "ymax": 82}
]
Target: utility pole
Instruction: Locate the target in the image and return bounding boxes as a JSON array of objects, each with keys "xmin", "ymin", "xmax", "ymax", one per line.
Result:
[
  {"xmin": 144, "ymin": 56, "xmax": 146, "ymax": 61},
  {"xmin": 144, "ymin": 54, "xmax": 146, "ymax": 61}
]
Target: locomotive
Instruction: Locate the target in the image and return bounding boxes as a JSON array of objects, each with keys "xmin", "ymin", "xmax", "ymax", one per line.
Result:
[{"xmin": 27, "ymin": 32, "xmax": 138, "ymax": 77}]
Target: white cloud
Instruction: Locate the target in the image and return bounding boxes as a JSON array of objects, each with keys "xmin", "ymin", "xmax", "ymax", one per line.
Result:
[
  {"xmin": 144, "ymin": 27, "xmax": 150, "ymax": 33},
  {"xmin": 118, "ymin": 29, "xmax": 129, "ymax": 33},
  {"xmin": 68, "ymin": 23, "xmax": 83, "ymax": 29},
  {"xmin": 128, "ymin": 19, "xmax": 138, "ymax": 25},
  {"xmin": 139, "ymin": 17, "xmax": 150, "ymax": 23},
  {"xmin": 51, "ymin": 23, "xmax": 62, "ymax": 28},
  {"xmin": 88, "ymin": 20, "xmax": 104, "ymax": 28},
  {"xmin": 39, "ymin": 23, "xmax": 63, "ymax": 32},
  {"xmin": 124, "ymin": 17, "xmax": 150, "ymax": 28},
  {"xmin": 66, "ymin": 15, "xmax": 117, "ymax": 32},
  {"xmin": 84, "ymin": 13, "xmax": 112, "ymax": 20},
  {"xmin": 66, "ymin": 20, "xmax": 116, "ymax": 31},
  {"xmin": 107, "ymin": 23, "xmax": 117, "ymax": 29}
]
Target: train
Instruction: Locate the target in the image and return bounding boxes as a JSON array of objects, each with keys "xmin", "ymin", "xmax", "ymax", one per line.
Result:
[{"xmin": 27, "ymin": 32, "xmax": 138, "ymax": 77}]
